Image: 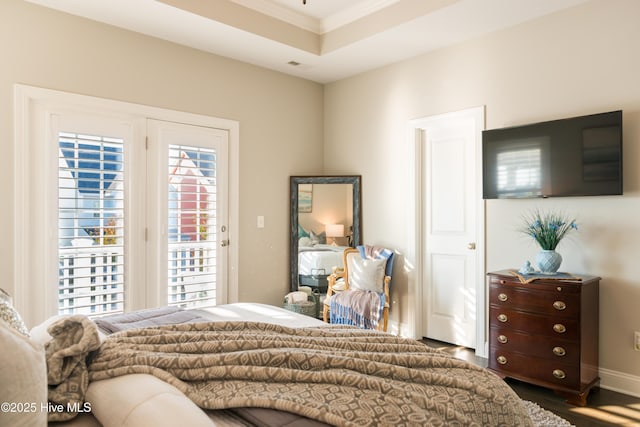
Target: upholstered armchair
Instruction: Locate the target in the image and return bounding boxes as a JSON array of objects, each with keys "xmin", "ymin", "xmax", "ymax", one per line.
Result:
[{"xmin": 322, "ymin": 245, "xmax": 394, "ymax": 332}]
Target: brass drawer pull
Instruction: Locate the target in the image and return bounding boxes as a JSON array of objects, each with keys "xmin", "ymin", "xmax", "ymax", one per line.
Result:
[
  {"xmin": 553, "ymin": 369, "xmax": 566, "ymax": 379},
  {"xmin": 552, "ymin": 346, "xmax": 566, "ymax": 356},
  {"xmin": 553, "ymin": 323, "xmax": 566, "ymax": 333},
  {"xmin": 497, "ymin": 335, "xmax": 508, "ymax": 344},
  {"xmin": 498, "ymin": 314, "xmax": 508, "ymax": 323},
  {"xmin": 498, "ymin": 293, "xmax": 508, "ymax": 302},
  {"xmin": 497, "ymin": 356, "xmax": 507, "ymax": 365},
  {"xmin": 553, "ymin": 301, "xmax": 567, "ymax": 311}
]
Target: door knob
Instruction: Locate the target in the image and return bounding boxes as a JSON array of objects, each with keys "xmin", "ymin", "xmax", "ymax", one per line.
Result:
[{"xmin": 467, "ymin": 243, "xmax": 476, "ymax": 250}]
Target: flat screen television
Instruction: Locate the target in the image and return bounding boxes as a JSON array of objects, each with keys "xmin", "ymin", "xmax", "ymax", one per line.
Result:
[{"xmin": 482, "ymin": 110, "xmax": 622, "ymax": 199}]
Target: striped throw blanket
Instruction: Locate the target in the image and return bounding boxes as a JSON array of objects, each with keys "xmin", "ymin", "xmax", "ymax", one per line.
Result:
[{"xmin": 329, "ymin": 289, "xmax": 384, "ymax": 329}]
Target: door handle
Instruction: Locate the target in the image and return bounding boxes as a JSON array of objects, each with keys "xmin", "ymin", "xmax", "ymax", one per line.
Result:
[
  {"xmin": 221, "ymin": 239, "xmax": 229, "ymax": 247},
  {"xmin": 467, "ymin": 242, "xmax": 476, "ymax": 250}
]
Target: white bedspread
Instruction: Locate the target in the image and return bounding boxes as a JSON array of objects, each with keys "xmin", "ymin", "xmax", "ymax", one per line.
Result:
[
  {"xmin": 298, "ymin": 245, "xmax": 346, "ymax": 276},
  {"xmin": 194, "ymin": 303, "xmax": 326, "ymax": 328}
]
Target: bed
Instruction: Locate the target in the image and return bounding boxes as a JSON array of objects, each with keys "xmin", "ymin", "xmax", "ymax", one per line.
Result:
[
  {"xmin": 1, "ymin": 302, "xmax": 535, "ymax": 427},
  {"xmin": 298, "ymin": 244, "xmax": 346, "ymax": 292}
]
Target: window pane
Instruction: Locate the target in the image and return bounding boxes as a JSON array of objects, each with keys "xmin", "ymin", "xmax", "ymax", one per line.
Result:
[
  {"xmin": 168, "ymin": 145, "xmax": 216, "ymax": 308},
  {"xmin": 58, "ymin": 132, "xmax": 124, "ymax": 316}
]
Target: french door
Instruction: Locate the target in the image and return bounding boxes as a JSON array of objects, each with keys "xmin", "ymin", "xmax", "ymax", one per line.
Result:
[
  {"xmin": 146, "ymin": 120, "xmax": 229, "ymax": 309},
  {"xmin": 55, "ymin": 116, "xmax": 229, "ymax": 315},
  {"xmin": 15, "ymin": 85, "xmax": 233, "ymax": 325}
]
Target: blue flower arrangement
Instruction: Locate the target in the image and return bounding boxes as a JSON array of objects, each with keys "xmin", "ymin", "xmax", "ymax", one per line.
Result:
[{"xmin": 520, "ymin": 209, "xmax": 578, "ymax": 250}]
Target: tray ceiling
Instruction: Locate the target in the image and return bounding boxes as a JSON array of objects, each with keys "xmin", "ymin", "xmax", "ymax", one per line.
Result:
[{"xmin": 26, "ymin": 0, "xmax": 587, "ymax": 83}]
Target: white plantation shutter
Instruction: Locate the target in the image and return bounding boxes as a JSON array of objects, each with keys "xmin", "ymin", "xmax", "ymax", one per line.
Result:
[
  {"xmin": 58, "ymin": 132, "xmax": 125, "ymax": 315},
  {"xmin": 167, "ymin": 144, "xmax": 217, "ymax": 308}
]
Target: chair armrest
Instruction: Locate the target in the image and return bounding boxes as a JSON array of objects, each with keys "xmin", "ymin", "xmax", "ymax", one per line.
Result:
[
  {"xmin": 332, "ymin": 265, "xmax": 345, "ymax": 277},
  {"xmin": 327, "ymin": 267, "xmax": 346, "ymax": 297}
]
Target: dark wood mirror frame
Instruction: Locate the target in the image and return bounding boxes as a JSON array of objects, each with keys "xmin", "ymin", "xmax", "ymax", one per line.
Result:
[{"xmin": 289, "ymin": 176, "xmax": 362, "ymax": 292}]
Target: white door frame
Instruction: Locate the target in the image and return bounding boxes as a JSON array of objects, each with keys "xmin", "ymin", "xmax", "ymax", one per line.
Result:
[
  {"xmin": 407, "ymin": 106, "xmax": 487, "ymax": 357},
  {"xmin": 14, "ymin": 84, "xmax": 240, "ymax": 326}
]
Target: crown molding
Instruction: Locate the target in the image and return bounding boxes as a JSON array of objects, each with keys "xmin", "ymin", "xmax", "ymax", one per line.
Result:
[
  {"xmin": 321, "ymin": 0, "xmax": 399, "ymax": 33},
  {"xmin": 231, "ymin": 0, "xmax": 399, "ymax": 34},
  {"xmin": 231, "ymin": 0, "xmax": 322, "ymax": 33}
]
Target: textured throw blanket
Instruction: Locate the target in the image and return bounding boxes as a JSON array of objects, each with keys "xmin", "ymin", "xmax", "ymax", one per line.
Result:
[
  {"xmin": 330, "ymin": 289, "xmax": 384, "ymax": 329},
  {"xmin": 45, "ymin": 315, "xmax": 101, "ymax": 422},
  {"xmin": 87, "ymin": 321, "xmax": 533, "ymax": 427}
]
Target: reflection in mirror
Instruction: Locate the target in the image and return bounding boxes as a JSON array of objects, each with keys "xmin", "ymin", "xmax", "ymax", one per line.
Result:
[
  {"xmin": 290, "ymin": 176, "xmax": 362, "ymax": 292},
  {"xmin": 298, "ymin": 183, "xmax": 353, "ymax": 245}
]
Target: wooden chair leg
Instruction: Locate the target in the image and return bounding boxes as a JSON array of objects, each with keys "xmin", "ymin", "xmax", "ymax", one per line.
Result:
[{"xmin": 322, "ymin": 305, "xmax": 330, "ymax": 323}]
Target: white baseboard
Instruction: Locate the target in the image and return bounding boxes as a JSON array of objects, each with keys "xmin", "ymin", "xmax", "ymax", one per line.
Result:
[
  {"xmin": 600, "ymin": 367, "xmax": 640, "ymax": 398},
  {"xmin": 388, "ymin": 321, "xmax": 412, "ymax": 338}
]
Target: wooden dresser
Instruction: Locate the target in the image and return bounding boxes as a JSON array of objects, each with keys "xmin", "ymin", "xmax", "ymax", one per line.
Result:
[{"xmin": 487, "ymin": 270, "xmax": 600, "ymax": 406}]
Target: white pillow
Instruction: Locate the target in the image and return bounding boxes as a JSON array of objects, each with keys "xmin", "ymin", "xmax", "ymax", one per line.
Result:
[
  {"xmin": 0, "ymin": 320, "xmax": 47, "ymax": 426},
  {"xmin": 298, "ymin": 236, "xmax": 312, "ymax": 247},
  {"xmin": 347, "ymin": 254, "xmax": 386, "ymax": 293}
]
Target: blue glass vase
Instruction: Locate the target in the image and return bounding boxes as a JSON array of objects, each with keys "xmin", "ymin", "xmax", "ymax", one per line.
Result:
[{"xmin": 536, "ymin": 250, "xmax": 562, "ymax": 275}]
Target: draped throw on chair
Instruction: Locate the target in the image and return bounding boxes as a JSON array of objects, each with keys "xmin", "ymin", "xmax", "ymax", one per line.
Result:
[{"xmin": 330, "ymin": 289, "xmax": 384, "ymax": 329}]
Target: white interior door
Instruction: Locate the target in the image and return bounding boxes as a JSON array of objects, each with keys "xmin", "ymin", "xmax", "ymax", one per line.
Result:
[{"xmin": 421, "ymin": 108, "xmax": 483, "ymax": 349}]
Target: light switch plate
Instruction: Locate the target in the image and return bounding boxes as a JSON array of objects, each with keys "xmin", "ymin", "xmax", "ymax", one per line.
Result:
[{"xmin": 257, "ymin": 216, "xmax": 265, "ymax": 228}]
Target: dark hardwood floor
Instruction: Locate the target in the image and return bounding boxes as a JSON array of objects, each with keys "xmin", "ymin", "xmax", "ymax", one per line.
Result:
[{"xmin": 422, "ymin": 339, "xmax": 640, "ymax": 427}]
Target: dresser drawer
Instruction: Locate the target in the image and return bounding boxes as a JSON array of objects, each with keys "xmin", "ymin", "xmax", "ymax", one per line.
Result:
[
  {"xmin": 489, "ymin": 306, "xmax": 578, "ymax": 340},
  {"xmin": 489, "ymin": 282, "xmax": 580, "ymax": 317},
  {"xmin": 489, "ymin": 327, "xmax": 579, "ymax": 363},
  {"xmin": 489, "ymin": 348, "xmax": 580, "ymax": 389}
]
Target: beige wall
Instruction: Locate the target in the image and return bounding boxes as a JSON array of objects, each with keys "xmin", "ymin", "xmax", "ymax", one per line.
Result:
[
  {"xmin": 324, "ymin": 0, "xmax": 640, "ymax": 386},
  {"xmin": 0, "ymin": 1, "xmax": 323, "ymax": 307}
]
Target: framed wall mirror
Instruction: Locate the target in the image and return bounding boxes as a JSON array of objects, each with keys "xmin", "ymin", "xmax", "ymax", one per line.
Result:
[{"xmin": 290, "ymin": 176, "xmax": 362, "ymax": 292}]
